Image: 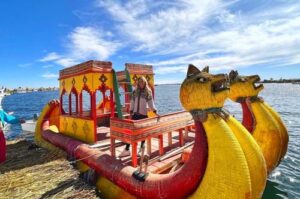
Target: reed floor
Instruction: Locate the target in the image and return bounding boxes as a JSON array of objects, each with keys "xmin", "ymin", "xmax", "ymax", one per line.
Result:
[{"xmin": 0, "ymin": 139, "xmax": 99, "ymax": 199}]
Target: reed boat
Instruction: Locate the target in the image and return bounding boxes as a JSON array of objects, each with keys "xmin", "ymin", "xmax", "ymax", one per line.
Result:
[{"xmin": 36, "ymin": 61, "xmax": 267, "ymax": 199}]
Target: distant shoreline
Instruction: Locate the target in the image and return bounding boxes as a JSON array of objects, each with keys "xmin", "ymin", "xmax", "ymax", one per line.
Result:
[
  {"xmin": 261, "ymin": 80, "xmax": 300, "ymax": 84},
  {"xmin": 156, "ymin": 82, "xmax": 300, "ymax": 86}
]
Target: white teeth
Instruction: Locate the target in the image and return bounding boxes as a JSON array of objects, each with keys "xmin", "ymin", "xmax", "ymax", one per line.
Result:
[{"xmin": 254, "ymin": 82, "xmax": 262, "ymax": 88}]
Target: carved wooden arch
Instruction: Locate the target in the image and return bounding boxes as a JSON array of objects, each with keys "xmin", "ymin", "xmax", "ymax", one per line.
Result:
[
  {"xmin": 95, "ymin": 84, "xmax": 114, "ymax": 113},
  {"xmin": 79, "ymin": 84, "xmax": 93, "ymax": 117},
  {"xmin": 81, "ymin": 83, "xmax": 93, "ymax": 95},
  {"xmin": 60, "ymin": 88, "xmax": 67, "ymax": 114},
  {"xmin": 69, "ymin": 86, "xmax": 79, "ymax": 115}
]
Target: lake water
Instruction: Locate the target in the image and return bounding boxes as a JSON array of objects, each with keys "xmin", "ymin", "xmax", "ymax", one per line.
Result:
[{"xmin": 2, "ymin": 84, "xmax": 299, "ymax": 199}]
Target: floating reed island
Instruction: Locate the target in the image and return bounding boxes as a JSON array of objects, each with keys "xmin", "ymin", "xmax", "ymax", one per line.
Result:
[{"xmin": 0, "ymin": 139, "xmax": 99, "ymax": 199}]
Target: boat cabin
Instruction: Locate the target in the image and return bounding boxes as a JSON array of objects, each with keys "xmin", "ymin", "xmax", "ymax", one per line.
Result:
[{"xmin": 59, "ymin": 61, "xmax": 114, "ymax": 143}]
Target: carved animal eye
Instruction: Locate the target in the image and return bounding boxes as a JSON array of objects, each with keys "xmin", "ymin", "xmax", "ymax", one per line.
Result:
[{"xmin": 197, "ymin": 77, "xmax": 207, "ymax": 82}]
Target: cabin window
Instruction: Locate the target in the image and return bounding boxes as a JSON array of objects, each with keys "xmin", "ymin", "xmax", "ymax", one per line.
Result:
[
  {"xmin": 105, "ymin": 89, "xmax": 112, "ymax": 113},
  {"xmin": 81, "ymin": 89, "xmax": 91, "ymax": 117},
  {"xmin": 96, "ymin": 90, "xmax": 104, "ymax": 112},
  {"xmin": 70, "ymin": 90, "xmax": 78, "ymax": 115},
  {"xmin": 61, "ymin": 92, "xmax": 69, "ymax": 114}
]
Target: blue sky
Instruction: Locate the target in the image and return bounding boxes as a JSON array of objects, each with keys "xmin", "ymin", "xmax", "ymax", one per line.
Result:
[{"xmin": 0, "ymin": 0, "xmax": 299, "ymax": 88}]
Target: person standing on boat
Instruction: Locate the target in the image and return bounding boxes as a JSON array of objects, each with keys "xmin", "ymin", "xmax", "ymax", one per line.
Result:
[
  {"xmin": 0, "ymin": 109, "xmax": 25, "ymax": 163},
  {"xmin": 119, "ymin": 76, "xmax": 158, "ymax": 157}
]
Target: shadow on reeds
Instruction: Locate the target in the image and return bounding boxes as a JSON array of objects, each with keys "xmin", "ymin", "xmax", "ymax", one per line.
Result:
[
  {"xmin": 0, "ymin": 140, "xmax": 63, "ymax": 173},
  {"xmin": 40, "ymin": 177, "xmax": 100, "ymax": 199},
  {"xmin": 40, "ymin": 178, "xmax": 76, "ymax": 199},
  {"xmin": 262, "ymin": 180, "xmax": 288, "ymax": 199}
]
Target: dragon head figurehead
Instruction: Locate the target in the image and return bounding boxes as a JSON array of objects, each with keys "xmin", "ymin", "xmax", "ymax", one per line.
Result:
[
  {"xmin": 228, "ymin": 70, "xmax": 264, "ymax": 102},
  {"xmin": 180, "ymin": 64, "xmax": 229, "ymax": 112}
]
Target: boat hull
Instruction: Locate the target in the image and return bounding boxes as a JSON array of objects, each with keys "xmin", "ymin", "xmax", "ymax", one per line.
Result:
[{"xmin": 41, "ymin": 120, "xmax": 208, "ymax": 199}]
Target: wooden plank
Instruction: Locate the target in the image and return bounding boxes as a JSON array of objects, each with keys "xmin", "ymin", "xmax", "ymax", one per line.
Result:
[
  {"xmin": 159, "ymin": 141, "xmax": 194, "ymax": 161},
  {"xmin": 152, "ymin": 157, "xmax": 181, "ymax": 174}
]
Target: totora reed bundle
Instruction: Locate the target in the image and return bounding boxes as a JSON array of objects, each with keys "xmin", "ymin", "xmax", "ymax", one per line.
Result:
[{"xmin": 0, "ymin": 139, "xmax": 99, "ymax": 199}]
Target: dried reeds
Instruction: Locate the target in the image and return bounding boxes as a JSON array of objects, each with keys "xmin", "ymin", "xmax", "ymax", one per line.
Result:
[{"xmin": 0, "ymin": 139, "xmax": 99, "ymax": 199}]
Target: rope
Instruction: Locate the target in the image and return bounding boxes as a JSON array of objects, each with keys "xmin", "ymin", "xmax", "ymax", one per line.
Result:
[
  {"xmin": 190, "ymin": 107, "xmax": 223, "ymax": 115},
  {"xmin": 69, "ymin": 152, "xmax": 99, "ymax": 164},
  {"xmin": 236, "ymin": 96, "xmax": 264, "ymax": 103},
  {"xmin": 190, "ymin": 107, "xmax": 230, "ymax": 122},
  {"xmin": 68, "ymin": 144, "xmax": 99, "ymax": 164}
]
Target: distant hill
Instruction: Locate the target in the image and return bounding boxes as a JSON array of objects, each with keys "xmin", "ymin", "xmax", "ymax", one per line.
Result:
[{"xmin": 262, "ymin": 78, "xmax": 300, "ymax": 83}]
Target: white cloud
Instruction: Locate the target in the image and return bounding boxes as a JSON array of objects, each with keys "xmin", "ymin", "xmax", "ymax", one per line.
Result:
[
  {"xmin": 38, "ymin": 0, "xmax": 300, "ymax": 75},
  {"xmin": 42, "ymin": 64, "xmax": 56, "ymax": 68},
  {"xmin": 41, "ymin": 73, "xmax": 59, "ymax": 79},
  {"xmin": 154, "ymin": 66, "xmax": 187, "ymax": 75},
  {"xmin": 97, "ymin": 0, "xmax": 300, "ymax": 73},
  {"xmin": 39, "ymin": 52, "xmax": 61, "ymax": 62},
  {"xmin": 98, "ymin": 0, "xmax": 232, "ymax": 53},
  {"xmin": 54, "ymin": 58, "xmax": 78, "ymax": 68},
  {"xmin": 67, "ymin": 26, "xmax": 120, "ymax": 60},
  {"xmin": 39, "ymin": 26, "xmax": 120, "ymax": 68}
]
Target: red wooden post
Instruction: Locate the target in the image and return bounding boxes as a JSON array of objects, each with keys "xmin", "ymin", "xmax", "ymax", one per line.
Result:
[
  {"xmin": 132, "ymin": 142, "xmax": 138, "ymax": 167},
  {"xmin": 90, "ymin": 92, "xmax": 92, "ymax": 117},
  {"xmin": 91, "ymin": 92, "xmax": 97, "ymax": 119},
  {"xmin": 110, "ymin": 137, "xmax": 116, "ymax": 157},
  {"xmin": 159, "ymin": 134, "xmax": 164, "ymax": 156},
  {"xmin": 69, "ymin": 93, "xmax": 72, "ymax": 115},
  {"xmin": 91, "ymin": 92, "xmax": 97, "ymax": 142},
  {"xmin": 102, "ymin": 90, "xmax": 105, "ymax": 106},
  {"xmin": 79, "ymin": 92, "xmax": 83, "ymax": 114},
  {"xmin": 179, "ymin": 129, "xmax": 184, "ymax": 147},
  {"xmin": 76, "ymin": 93, "xmax": 79, "ymax": 113},
  {"xmin": 60, "ymin": 93, "xmax": 63, "ymax": 114}
]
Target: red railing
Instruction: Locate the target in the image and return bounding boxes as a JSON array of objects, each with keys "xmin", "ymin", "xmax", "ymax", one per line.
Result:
[{"xmin": 110, "ymin": 111, "xmax": 194, "ymax": 167}]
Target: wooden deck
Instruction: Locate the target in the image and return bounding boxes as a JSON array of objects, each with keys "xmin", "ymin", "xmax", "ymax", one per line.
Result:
[{"xmin": 94, "ymin": 126, "xmax": 195, "ymax": 174}]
